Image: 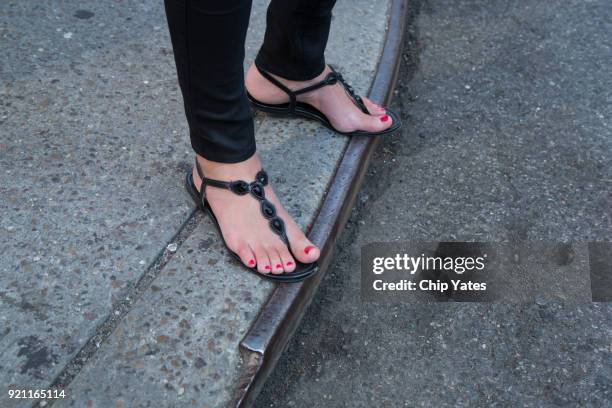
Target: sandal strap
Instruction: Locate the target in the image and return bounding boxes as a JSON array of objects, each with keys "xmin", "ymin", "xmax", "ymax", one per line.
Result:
[
  {"xmin": 328, "ymin": 65, "xmax": 369, "ymax": 115},
  {"xmin": 255, "ymin": 67, "xmax": 298, "ymax": 113},
  {"xmin": 193, "ymin": 159, "xmax": 288, "ymax": 246},
  {"xmin": 255, "ymin": 64, "xmax": 369, "ymax": 115},
  {"xmin": 292, "ymin": 73, "xmax": 338, "ymax": 96},
  {"xmin": 194, "ymin": 159, "xmax": 229, "ymax": 195}
]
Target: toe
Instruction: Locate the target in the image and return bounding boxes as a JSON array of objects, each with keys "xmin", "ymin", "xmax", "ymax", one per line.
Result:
[
  {"xmin": 291, "ymin": 238, "xmax": 320, "ymax": 264},
  {"xmin": 379, "ymin": 112, "xmax": 393, "ymax": 129},
  {"xmin": 267, "ymin": 247, "xmax": 285, "ymax": 275},
  {"xmin": 277, "ymin": 245, "xmax": 296, "ymax": 273},
  {"xmin": 252, "ymin": 245, "xmax": 271, "ymax": 274},
  {"xmin": 358, "ymin": 110, "xmax": 393, "ymax": 133},
  {"xmin": 363, "ymin": 97, "xmax": 386, "ymax": 116},
  {"xmin": 285, "ymin": 227, "xmax": 320, "ymax": 264},
  {"xmin": 232, "ymin": 241, "xmax": 256, "ymax": 269},
  {"xmin": 274, "ymin": 208, "xmax": 320, "ymax": 265}
]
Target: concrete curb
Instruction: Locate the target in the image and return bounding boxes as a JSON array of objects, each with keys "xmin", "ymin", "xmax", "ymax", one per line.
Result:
[{"xmin": 231, "ymin": 0, "xmax": 408, "ymax": 405}]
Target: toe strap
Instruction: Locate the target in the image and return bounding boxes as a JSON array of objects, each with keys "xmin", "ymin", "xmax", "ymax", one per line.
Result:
[{"xmin": 327, "ymin": 65, "xmax": 369, "ymax": 115}]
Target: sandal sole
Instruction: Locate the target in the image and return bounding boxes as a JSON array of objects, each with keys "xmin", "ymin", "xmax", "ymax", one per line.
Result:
[{"xmin": 247, "ymin": 92, "xmax": 402, "ymax": 137}]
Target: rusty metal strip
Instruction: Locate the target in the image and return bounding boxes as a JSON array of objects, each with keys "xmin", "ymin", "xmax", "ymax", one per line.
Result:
[{"xmin": 232, "ymin": 0, "xmax": 408, "ymax": 405}]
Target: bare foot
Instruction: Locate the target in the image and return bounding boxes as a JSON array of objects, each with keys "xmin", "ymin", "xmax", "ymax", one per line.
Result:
[
  {"xmin": 245, "ymin": 64, "xmax": 392, "ymax": 133},
  {"xmin": 193, "ymin": 153, "xmax": 320, "ymax": 275}
]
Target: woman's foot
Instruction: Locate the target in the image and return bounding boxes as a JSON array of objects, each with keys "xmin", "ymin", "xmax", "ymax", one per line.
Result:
[
  {"xmin": 193, "ymin": 153, "xmax": 320, "ymax": 275},
  {"xmin": 245, "ymin": 64, "xmax": 393, "ymax": 133}
]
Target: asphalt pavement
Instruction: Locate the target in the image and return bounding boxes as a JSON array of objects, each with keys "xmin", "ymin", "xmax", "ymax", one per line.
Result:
[{"xmin": 256, "ymin": 0, "xmax": 612, "ymax": 406}]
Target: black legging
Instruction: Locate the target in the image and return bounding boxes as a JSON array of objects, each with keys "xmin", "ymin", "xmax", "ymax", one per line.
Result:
[{"xmin": 164, "ymin": 0, "xmax": 337, "ymax": 163}]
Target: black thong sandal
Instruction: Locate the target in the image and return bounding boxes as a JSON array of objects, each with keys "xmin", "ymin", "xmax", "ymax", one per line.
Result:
[
  {"xmin": 247, "ymin": 64, "xmax": 402, "ymax": 137},
  {"xmin": 184, "ymin": 159, "xmax": 318, "ymax": 283}
]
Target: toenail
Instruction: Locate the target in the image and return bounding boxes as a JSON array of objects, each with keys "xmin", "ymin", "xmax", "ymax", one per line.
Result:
[
  {"xmin": 380, "ymin": 115, "xmax": 389, "ymax": 122},
  {"xmin": 286, "ymin": 261, "xmax": 294, "ymax": 266},
  {"xmin": 304, "ymin": 246, "xmax": 316, "ymax": 254},
  {"xmin": 264, "ymin": 265, "xmax": 271, "ymax": 270},
  {"xmin": 248, "ymin": 259, "xmax": 255, "ymax": 266},
  {"xmin": 276, "ymin": 264, "xmax": 282, "ymax": 269}
]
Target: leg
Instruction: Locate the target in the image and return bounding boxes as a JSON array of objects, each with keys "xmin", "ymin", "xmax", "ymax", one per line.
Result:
[
  {"xmin": 164, "ymin": 0, "xmax": 255, "ymax": 163},
  {"xmin": 164, "ymin": 0, "xmax": 320, "ymax": 274},
  {"xmin": 255, "ymin": 0, "xmax": 337, "ymax": 81},
  {"xmin": 246, "ymin": 0, "xmax": 394, "ymax": 133}
]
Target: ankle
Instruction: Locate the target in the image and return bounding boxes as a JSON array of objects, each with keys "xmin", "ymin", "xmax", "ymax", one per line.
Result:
[{"xmin": 195, "ymin": 153, "xmax": 261, "ymax": 180}]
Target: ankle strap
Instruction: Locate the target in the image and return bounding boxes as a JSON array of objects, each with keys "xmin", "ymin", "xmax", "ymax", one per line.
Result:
[
  {"xmin": 194, "ymin": 158, "xmax": 269, "ymax": 194},
  {"xmin": 255, "ymin": 67, "xmax": 299, "ymax": 113}
]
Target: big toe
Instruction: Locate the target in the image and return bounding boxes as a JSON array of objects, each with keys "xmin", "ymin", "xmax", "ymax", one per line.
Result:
[
  {"xmin": 355, "ymin": 111, "xmax": 393, "ymax": 133},
  {"xmin": 289, "ymin": 235, "xmax": 320, "ymax": 264},
  {"xmin": 363, "ymin": 97, "xmax": 387, "ymax": 116}
]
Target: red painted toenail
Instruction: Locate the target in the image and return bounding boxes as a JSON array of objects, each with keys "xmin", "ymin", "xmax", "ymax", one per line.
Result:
[
  {"xmin": 304, "ymin": 246, "xmax": 316, "ymax": 254},
  {"xmin": 286, "ymin": 261, "xmax": 294, "ymax": 266},
  {"xmin": 248, "ymin": 259, "xmax": 255, "ymax": 266},
  {"xmin": 264, "ymin": 265, "xmax": 271, "ymax": 270},
  {"xmin": 276, "ymin": 264, "xmax": 282, "ymax": 269},
  {"xmin": 380, "ymin": 115, "xmax": 389, "ymax": 122}
]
